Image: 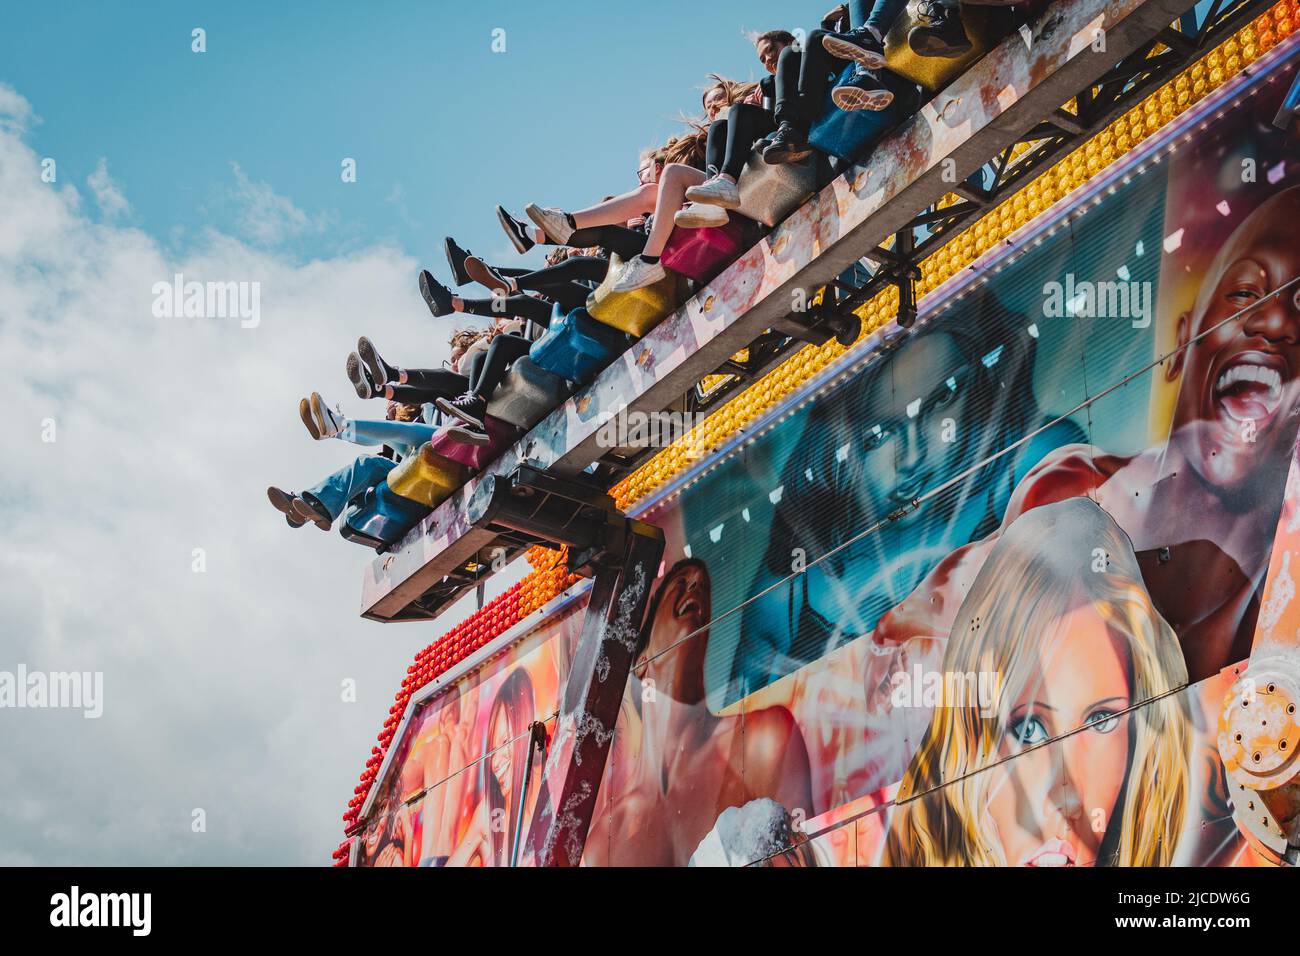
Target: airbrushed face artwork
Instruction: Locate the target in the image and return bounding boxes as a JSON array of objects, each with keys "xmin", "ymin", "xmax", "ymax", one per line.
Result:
[
  {"xmin": 985, "ymin": 611, "xmax": 1133, "ymax": 868},
  {"xmin": 1168, "ymin": 187, "xmax": 1300, "ymax": 502},
  {"xmin": 881, "ymin": 498, "xmax": 1190, "ymax": 868},
  {"xmin": 360, "ymin": 63, "xmax": 1300, "ymax": 868}
]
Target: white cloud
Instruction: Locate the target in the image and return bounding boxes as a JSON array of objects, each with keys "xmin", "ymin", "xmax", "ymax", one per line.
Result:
[
  {"xmin": 229, "ymin": 161, "xmax": 324, "ymax": 247},
  {"xmin": 0, "ymin": 84, "xmax": 458, "ymax": 863},
  {"xmin": 0, "ymin": 82, "xmax": 33, "ymax": 133},
  {"xmin": 87, "ymin": 158, "xmax": 129, "ymax": 219}
]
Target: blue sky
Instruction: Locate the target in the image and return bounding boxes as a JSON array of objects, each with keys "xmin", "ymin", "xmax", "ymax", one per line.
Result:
[{"xmin": 3, "ymin": 0, "xmax": 804, "ymax": 272}]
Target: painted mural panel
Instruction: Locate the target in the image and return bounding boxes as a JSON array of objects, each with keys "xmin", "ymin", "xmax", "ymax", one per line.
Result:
[
  {"xmin": 581, "ymin": 60, "xmax": 1300, "ymax": 866},
  {"xmin": 355, "ymin": 605, "xmax": 584, "ymax": 867}
]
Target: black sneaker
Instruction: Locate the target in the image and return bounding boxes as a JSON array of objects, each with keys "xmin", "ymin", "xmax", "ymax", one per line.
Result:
[
  {"xmin": 763, "ymin": 121, "xmax": 813, "ymax": 165},
  {"xmin": 436, "ymin": 393, "xmax": 487, "ymax": 430},
  {"xmin": 419, "ymin": 269, "xmax": 455, "ymax": 318},
  {"xmin": 496, "ymin": 205, "xmax": 535, "ymax": 255},
  {"xmin": 291, "ymin": 492, "xmax": 334, "ymax": 531},
  {"xmin": 447, "ymin": 422, "xmax": 491, "ymax": 447},
  {"xmin": 909, "ymin": 1, "xmax": 972, "ymax": 58},
  {"xmin": 821, "ymin": 28, "xmax": 887, "ymax": 70},
  {"xmin": 444, "ymin": 236, "xmax": 474, "ymax": 286},
  {"xmin": 357, "ymin": 336, "xmax": 395, "ymax": 389},
  {"xmin": 346, "ymin": 352, "xmax": 376, "ymax": 399}
]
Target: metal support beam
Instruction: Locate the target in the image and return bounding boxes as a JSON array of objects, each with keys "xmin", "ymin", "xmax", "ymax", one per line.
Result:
[
  {"xmin": 522, "ymin": 518, "xmax": 664, "ymax": 867},
  {"xmin": 363, "ymin": 465, "xmax": 619, "ymax": 621},
  {"xmin": 893, "ymin": 229, "xmax": 919, "ymax": 329}
]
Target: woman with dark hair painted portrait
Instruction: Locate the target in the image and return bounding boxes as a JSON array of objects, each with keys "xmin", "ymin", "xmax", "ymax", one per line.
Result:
[
  {"xmin": 731, "ymin": 288, "xmax": 1085, "ymax": 697},
  {"xmin": 446, "ymin": 668, "xmax": 540, "ymax": 867}
]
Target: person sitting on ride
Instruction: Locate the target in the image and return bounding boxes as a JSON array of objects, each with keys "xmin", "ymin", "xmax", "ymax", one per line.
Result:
[
  {"xmin": 416, "ymin": 240, "xmax": 607, "ymax": 444},
  {"xmin": 417, "ymin": 261, "xmax": 579, "ymax": 331},
  {"xmin": 677, "ymin": 39, "xmax": 795, "ymax": 225},
  {"xmin": 683, "ymin": 25, "xmax": 894, "ymax": 221},
  {"xmin": 600, "ymin": 121, "xmax": 734, "ymax": 292},
  {"xmin": 763, "ymin": 0, "xmax": 914, "ymax": 164},
  {"xmin": 493, "ymin": 148, "xmax": 664, "ymax": 258},
  {"xmin": 432, "ymin": 316, "xmax": 553, "ymax": 446},
  {"xmin": 345, "ymin": 330, "xmax": 484, "ymax": 405},
  {"xmin": 266, "ymin": 399, "xmax": 425, "ymax": 532},
  {"xmin": 266, "ymin": 325, "xmax": 502, "ymax": 531},
  {"xmin": 441, "ymin": 240, "xmax": 614, "ymax": 314},
  {"xmin": 497, "ymin": 78, "xmax": 738, "ymax": 254}
]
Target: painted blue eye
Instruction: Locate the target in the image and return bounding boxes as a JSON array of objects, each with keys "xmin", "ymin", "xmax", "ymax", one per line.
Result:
[
  {"xmin": 1009, "ymin": 714, "xmax": 1048, "ymax": 746},
  {"xmin": 1085, "ymin": 709, "xmax": 1121, "ymax": 734}
]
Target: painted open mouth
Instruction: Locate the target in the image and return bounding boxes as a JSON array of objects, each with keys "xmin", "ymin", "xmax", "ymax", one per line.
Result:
[
  {"xmin": 1025, "ymin": 838, "xmax": 1077, "ymax": 867},
  {"xmin": 1213, "ymin": 352, "xmax": 1286, "ymax": 426},
  {"xmin": 675, "ymin": 593, "xmax": 704, "ymax": 619}
]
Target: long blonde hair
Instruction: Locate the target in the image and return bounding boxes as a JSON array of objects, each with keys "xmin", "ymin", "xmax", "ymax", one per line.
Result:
[
  {"xmin": 652, "ymin": 75, "xmax": 755, "ymax": 174},
  {"xmin": 883, "ymin": 497, "xmax": 1191, "ymax": 867},
  {"xmin": 702, "ymin": 73, "xmax": 759, "ymax": 111}
]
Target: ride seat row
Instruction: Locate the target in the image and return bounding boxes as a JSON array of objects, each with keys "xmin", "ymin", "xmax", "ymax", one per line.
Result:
[{"xmin": 339, "ymin": 6, "xmax": 1031, "ymax": 550}]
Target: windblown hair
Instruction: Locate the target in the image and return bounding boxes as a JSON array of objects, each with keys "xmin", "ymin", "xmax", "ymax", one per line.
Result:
[
  {"xmin": 655, "ymin": 75, "xmax": 756, "ymax": 173},
  {"xmin": 701, "ymin": 73, "xmax": 759, "ymax": 112},
  {"xmin": 386, "ymin": 400, "xmax": 423, "ymax": 422},
  {"xmin": 882, "ymin": 497, "xmax": 1191, "ymax": 867},
  {"xmin": 662, "ymin": 130, "xmax": 708, "ymax": 170},
  {"xmin": 448, "ymin": 328, "xmax": 484, "ymax": 352}
]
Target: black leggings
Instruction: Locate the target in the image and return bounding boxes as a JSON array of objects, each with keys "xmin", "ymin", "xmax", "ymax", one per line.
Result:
[
  {"xmin": 386, "ymin": 367, "xmax": 469, "ymax": 406},
  {"xmin": 565, "ymin": 224, "xmax": 647, "ymax": 260},
  {"xmin": 793, "ymin": 38, "xmax": 842, "ymax": 133},
  {"xmin": 470, "ymin": 334, "xmax": 533, "ymax": 400},
  {"xmin": 510, "ymin": 256, "xmax": 610, "ymax": 310},
  {"xmin": 457, "ymin": 293, "xmax": 557, "ymax": 328},
  {"xmin": 705, "ymin": 102, "xmax": 779, "ymax": 180},
  {"xmin": 460, "ymin": 256, "xmax": 614, "ymax": 323}
]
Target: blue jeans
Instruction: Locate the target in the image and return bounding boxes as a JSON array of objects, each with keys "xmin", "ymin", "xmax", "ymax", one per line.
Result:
[
  {"xmin": 304, "ymin": 455, "xmax": 396, "ymax": 520},
  {"xmin": 859, "ymin": 0, "xmax": 908, "ymax": 35},
  {"xmin": 339, "ymin": 420, "xmax": 438, "ymax": 461}
]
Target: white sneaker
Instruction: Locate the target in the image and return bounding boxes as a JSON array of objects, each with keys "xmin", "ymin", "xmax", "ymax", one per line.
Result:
[
  {"xmin": 608, "ymin": 256, "xmax": 668, "ymax": 293},
  {"xmin": 309, "ymin": 392, "xmax": 346, "ymax": 440},
  {"xmin": 674, "ymin": 202, "xmax": 731, "ymax": 229},
  {"xmin": 524, "ymin": 204, "xmax": 575, "ymax": 245},
  {"xmin": 684, "ymin": 175, "xmax": 741, "ymax": 209}
]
